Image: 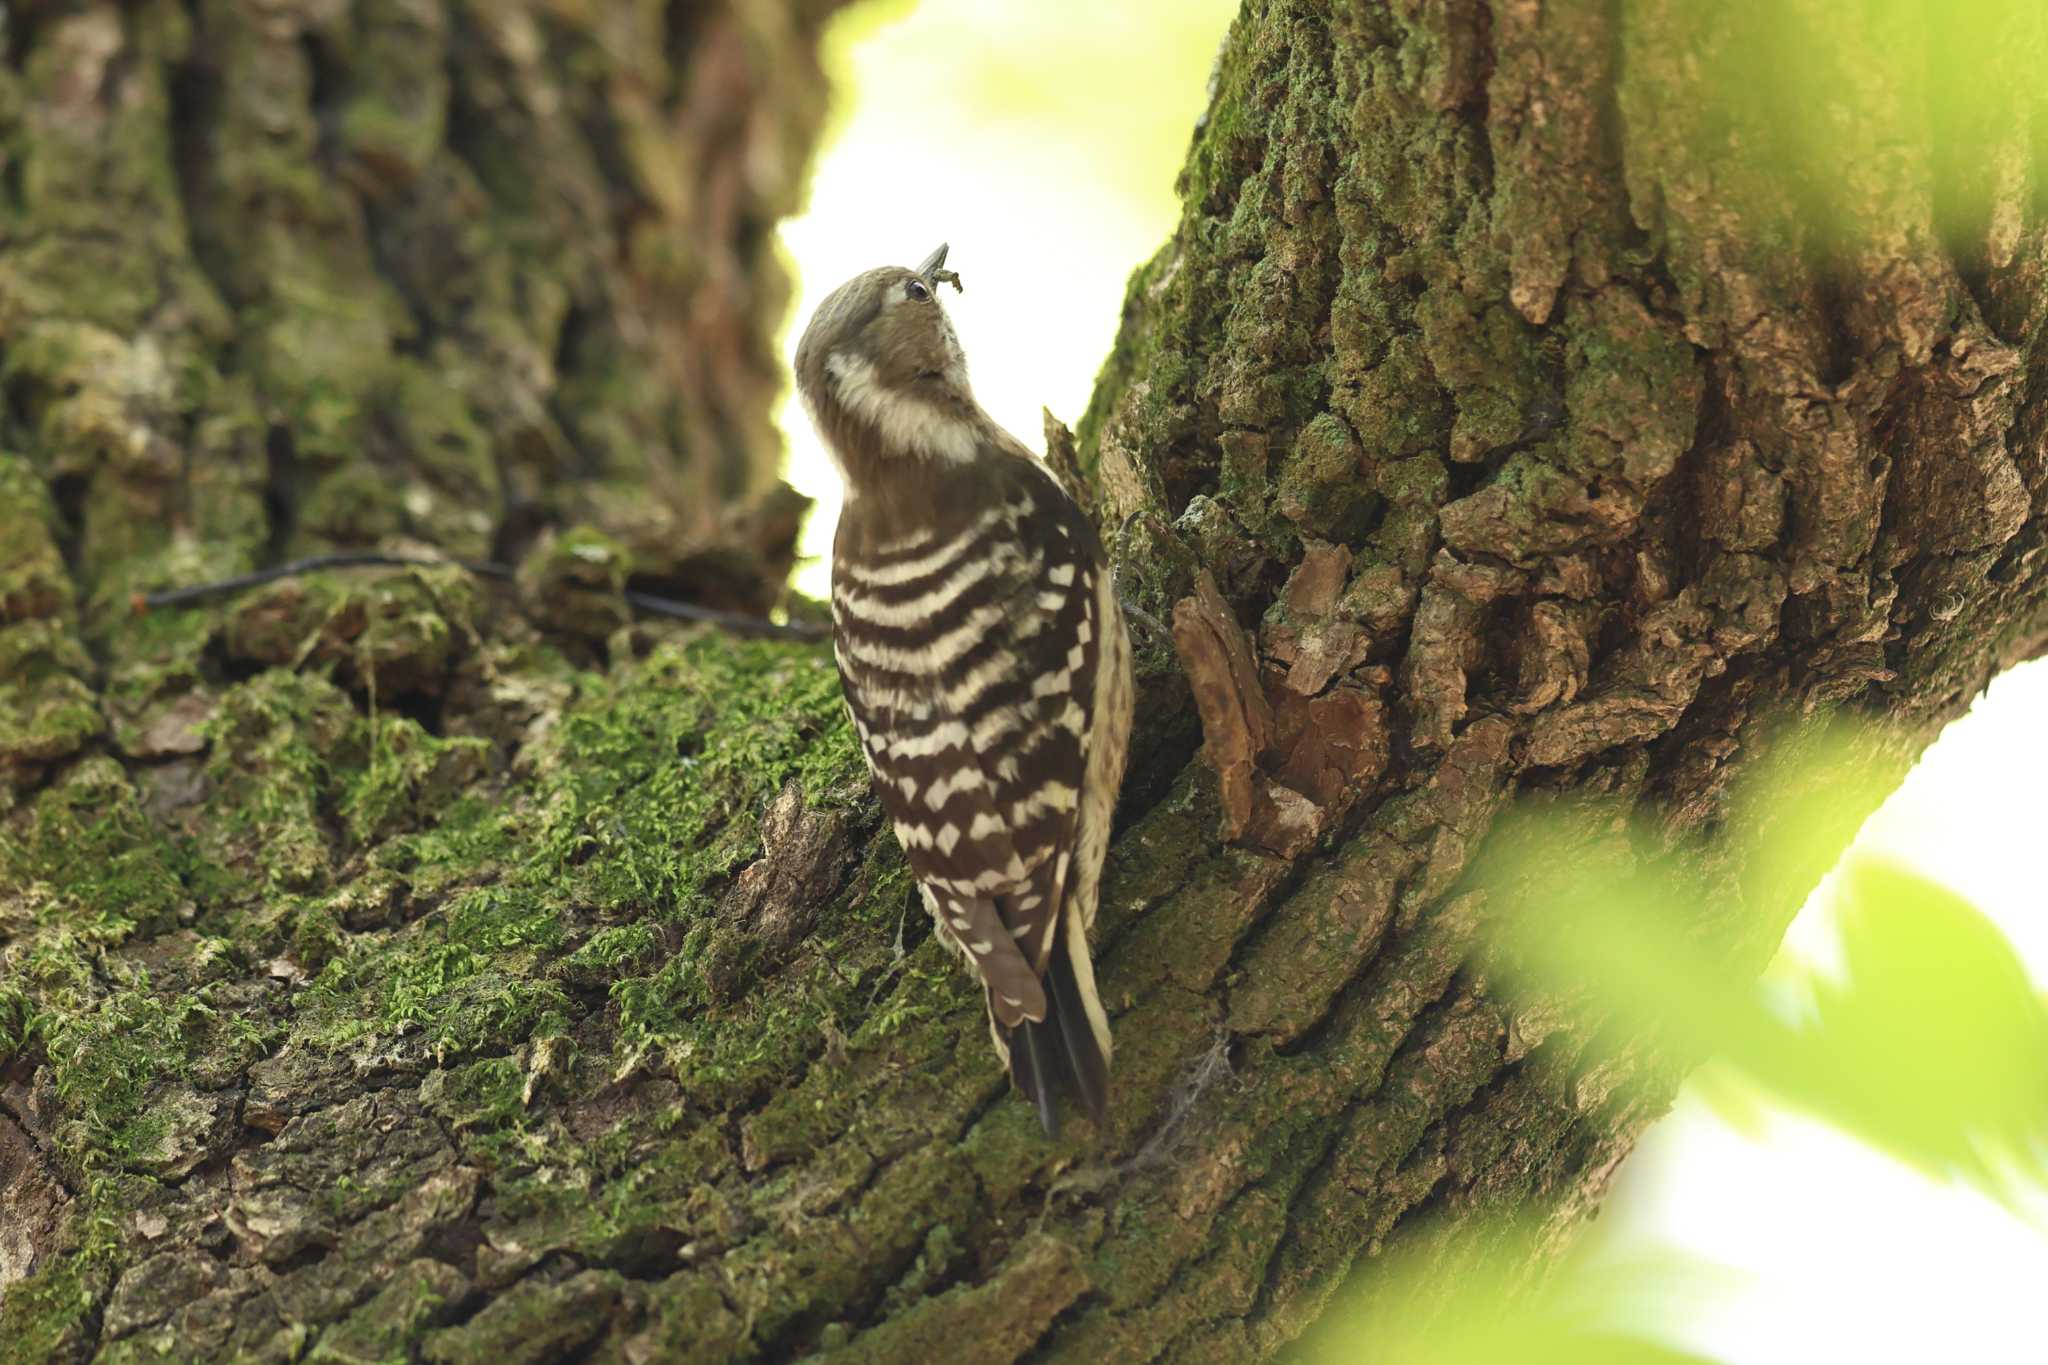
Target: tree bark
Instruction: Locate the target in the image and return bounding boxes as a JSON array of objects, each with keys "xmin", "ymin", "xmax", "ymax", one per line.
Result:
[{"xmin": 5, "ymin": 1, "xmax": 2048, "ymax": 1363}]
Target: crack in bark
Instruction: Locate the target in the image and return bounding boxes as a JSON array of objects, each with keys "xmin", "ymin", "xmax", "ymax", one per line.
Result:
[{"xmin": 0, "ymin": 1086, "xmax": 76, "ymax": 1205}]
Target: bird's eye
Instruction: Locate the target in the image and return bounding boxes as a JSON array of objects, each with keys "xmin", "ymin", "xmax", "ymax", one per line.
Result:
[{"xmin": 905, "ymin": 279, "xmax": 931, "ymax": 303}]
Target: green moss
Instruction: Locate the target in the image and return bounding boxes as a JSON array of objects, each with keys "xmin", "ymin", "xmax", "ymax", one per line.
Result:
[
  {"xmin": 528, "ymin": 639, "xmax": 847, "ymax": 912},
  {"xmin": 1276, "ymin": 412, "xmax": 1378, "ymax": 542},
  {"xmin": 246, "ymin": 627, "xmax": 869, "ymax": 1117},
  {"xmin": 0, "ymin": 664, "xmax": 103, "ymax": 780},
  {"xmin": 0, "ymin": 761, "xmax": 263, "ymax": 1193},
  {"xmin": 375, "ymin": 362, "xmax": 500, "ymax": 558},
  {"xmin": 0, "ymin": 0, "xmax": 852, "ymax": 1343},
  {"xmin": 516, "ymin": 527, "xmax": 636, "ymax": 637},
  {"xmin": 4, "ymin": 564, "xmax": 877, "ymax": 1347},
  {"xmin": 41, "ymin": 986, "xmax": 205, "ymax": 1161},
  {"xmin": 0, "ymin": 1179, "xmax": 121, "ymax": 1365},
  {"xmin": 0, "ymin": 452, "xmax": 71, "ymax": 621},
  {"xmin": 102, "ymin": 606, "xmax": 219, "ymax": 762},
  {"xmin": 632, "ymin": 1280, "xmax": 750, "ymax": 1364},
  {"xmin": 0, "ymin": 323, "xmax": 155, "ymax": 475},
  {"xmin": 309, "ymin": 1259, "xmax": 467, "ymax": 1363},
  {"xmin": 421, "ymin": 1054, "xmax": 529, "ymax": 1141},
  {"xmin": 279, "ymin": 377, "xmax": 377, "ymax": 470},
  {"xmin": 319, "ymin": 931, "xmax": 568, "ymax": 1059},
  {"xmin": 219, "ymin": 578, "xmax": 338, "ymax": 667},
  {"xmin": 0, "ymin": 616, "xmax": 90, "ymax": 682},
  {"xmin": 290, "ymin": 899, "xmax": 348, "ymax": 975},
  {"xmin": 1559, "ymin": 289, "xmax": 1701, "ymax": 486},
  {"xmin": 342, "ymin": 716, "xmax": 490, "ymax": 844},
  {"xmin": 1421, "ymin": 292, "xmax": 1554, "ymax": 463},
  {"xmin": 1350, "ymin": 334, "xmax": 1453, "ymax": 461},
  {"xmin": 0, "ymin": 998, "xmax": 31, "ymax": 1094},
  {"xmin": 339, "ymin": 96, "xmax": 444, "ymax": 187},
  {"xmin": 198, "ymin": 669, "xmax": 361, "ymax": 892},
  {"xmin": 1, "ymin": 757, "xmax": 189, "ymax": 947},
  {"xmin": 344, "ymin": 568, "xmax": 480, "ymax": 695},
  {"xmin": 418, "ymin": 1269, "xmax": 627, "ymax": 1365},
  {"xmin": 0, "ymin": 455, "xmax": 100, "ymax": 784},
  {"xmin": 561, "ymin": 921, "xmax": 659, "ymax": 974},
  {"xmin": 295, "ymin": 464, "xmax": 410, "ymax": 547}
]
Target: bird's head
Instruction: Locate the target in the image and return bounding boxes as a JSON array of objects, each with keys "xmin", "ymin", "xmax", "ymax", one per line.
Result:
[{"xmin": 795, "ymin": 245, "xmax": 979, "ymax": 481}]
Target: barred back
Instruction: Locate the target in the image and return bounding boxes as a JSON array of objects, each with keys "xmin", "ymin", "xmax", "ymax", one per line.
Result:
[{"xmin": 831, "ymin": 453, "xmax": 1113, "ymax": 1036}]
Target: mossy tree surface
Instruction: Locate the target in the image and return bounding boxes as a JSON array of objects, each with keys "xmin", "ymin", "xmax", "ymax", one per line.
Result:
[{"xmin": 4, "ymin": 1, "xmax": 2048, "ymax": 1362}]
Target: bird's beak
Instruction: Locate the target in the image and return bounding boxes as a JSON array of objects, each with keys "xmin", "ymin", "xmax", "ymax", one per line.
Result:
[{"xmin": 916, "ymin": 243, "xmax": 963, "ymax": 293}]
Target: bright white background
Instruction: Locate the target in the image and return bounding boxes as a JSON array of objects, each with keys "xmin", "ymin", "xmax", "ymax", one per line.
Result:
[
  {"xmin": 1590, "ymin": 659, "xmax": 2048, "ymax": 1362},
  {"xmin": 773, "ymin": 4, "xmax": 2048, "ymax": 1359}
]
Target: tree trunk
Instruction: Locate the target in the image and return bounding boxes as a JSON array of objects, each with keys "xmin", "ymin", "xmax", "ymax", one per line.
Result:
[{"xmin": 5, "ymin": 0, "xmax": 2047, "ymax": 1362}]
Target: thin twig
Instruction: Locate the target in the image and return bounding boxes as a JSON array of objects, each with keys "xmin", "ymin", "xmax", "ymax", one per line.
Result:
[
  {"xmin": 133, "ymin": 551, "xmax": 827, "ymax": 642},
  {"xmin": 619, "ymin": 587, "xmax": 826, "ymax": 640}
]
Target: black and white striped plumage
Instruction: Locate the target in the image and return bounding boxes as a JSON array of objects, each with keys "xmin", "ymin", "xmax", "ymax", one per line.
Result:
[{"xmin": 795, "ymin": 246, "xmax": 1133, "ymax": 1136}]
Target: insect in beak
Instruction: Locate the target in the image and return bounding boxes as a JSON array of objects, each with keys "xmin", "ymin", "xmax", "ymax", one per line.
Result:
[{"xmin": 917, "ymin": 242, "xmax": 964, "ymax": 294}]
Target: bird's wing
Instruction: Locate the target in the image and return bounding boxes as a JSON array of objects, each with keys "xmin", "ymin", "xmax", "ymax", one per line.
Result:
[{"xmin": 834, "ymin": 458, "xmax": 1107, "ymax": 1022}]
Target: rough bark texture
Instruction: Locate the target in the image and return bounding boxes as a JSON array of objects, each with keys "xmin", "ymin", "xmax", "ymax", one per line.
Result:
[{"xmin": 4, "ymin": 1, "xmax": 2048, "ymax": 1363}]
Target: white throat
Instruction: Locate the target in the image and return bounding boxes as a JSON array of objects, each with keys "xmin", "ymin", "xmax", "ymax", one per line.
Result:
[{"xmin": 822, "ymin": 352, "xmax": 981, "ymax": 467}]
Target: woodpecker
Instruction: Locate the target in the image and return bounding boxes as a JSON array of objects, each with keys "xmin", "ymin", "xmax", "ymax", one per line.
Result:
[{"xmin": 796, "ymin": 244, "xmax": 1133, "ymax": 1136}]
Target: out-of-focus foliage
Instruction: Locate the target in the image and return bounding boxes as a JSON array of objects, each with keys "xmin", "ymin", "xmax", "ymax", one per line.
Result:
[
  {"xmin": 1484, "ymin": 750, "xmax": 2048, "ymax": 1211},
  {"xmin": 1637, "ymin": 0, "xmax": 2045, "ymax": 253},
  {"xmin": 1302, "ymin": 730, "xmax": 2048, "ymax": 1361},
  {"xmin": 1296, "ymin": 1238, "xmax": 1730, "ymax": 1365}
]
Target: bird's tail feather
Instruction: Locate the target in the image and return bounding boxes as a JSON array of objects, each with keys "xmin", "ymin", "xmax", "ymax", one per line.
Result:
[{"xmin": 1000, "ymin": 941, "xmax": 1110, "ymax": 1138}]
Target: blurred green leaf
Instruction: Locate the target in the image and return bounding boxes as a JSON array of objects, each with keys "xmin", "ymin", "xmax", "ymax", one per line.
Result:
[
  {"xmin": 1631, "ymin": 0, "xmax": 2047, "ymax": 260},
  {"xmin": 1297, "ymin": 1224, "xmax": 1736, "ymax": 1364},
  {"xmin": 1778, "ymin": 862, "xmax": 2048, "ymax": 1203},
  {"xmin": 1480, "ymin": 743, "xmax": 2048, "ymax": 1217},
  {"xmin": 1307, "ymin": 727, "xmax": 2048, "ymax": 1361}
]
